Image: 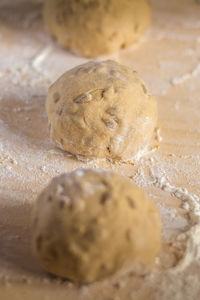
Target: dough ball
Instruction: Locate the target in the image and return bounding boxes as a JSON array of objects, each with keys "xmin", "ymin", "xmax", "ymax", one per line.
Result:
[
  {"xmin": 47, "ymin": 60, "xmax": 157, "ymax": 161},
  {"xmin": 43, "ymin": 0, "xmax": 151, "ymax": 57},
  {"xmin": 32, "ymin": 168, "xmax": 161, "ymax": 283}
]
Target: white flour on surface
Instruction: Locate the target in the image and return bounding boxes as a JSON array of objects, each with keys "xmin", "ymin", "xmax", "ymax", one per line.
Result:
[
  {"xmin": 171, "ymin": 62, "xmax": 200, "ymax": 86},
  {"xmin": 0, "ymin": 0, "xmax": 200, "ymax": 299},
  {"xmin": 153, "ymin": 174, "xmax": 200, "ymax": 223}
]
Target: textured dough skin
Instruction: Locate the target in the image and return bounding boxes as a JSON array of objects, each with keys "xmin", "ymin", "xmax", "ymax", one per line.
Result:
[
  {"xmin": 32, "ymin": 169, "xmax": 161, "ymax": 283},
  {"xmin": 46, "ymin": 60, "xmax": 157, "ymax": 161},
  {"xmin": 43, "ymin": 0, "xmax": 151, "ymax": 57}
]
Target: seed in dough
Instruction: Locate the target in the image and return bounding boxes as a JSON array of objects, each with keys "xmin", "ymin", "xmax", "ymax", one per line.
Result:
[
  {"xmin": 32, "ymin": 168, "xmax": 161, "ymax": 283},
  {"xmin": 43, "ymin": 0, "xmax": 151, "ymax": 57},
  {"xmin": 46, "ymin": 60, "xmax": 157, "ymax": 161}
]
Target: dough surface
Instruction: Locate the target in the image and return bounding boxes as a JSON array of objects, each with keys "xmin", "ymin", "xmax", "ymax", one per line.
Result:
[
  {"xmin": 43, "ymin": 0, "xmax": 151, "ymax": 57},
  {"xmin": 32, "ymin": 168, "xmax": 161, "ymax": 283},
  {"xmin": 46, "ymin": 60, "xmax": 157, "ymax": 161}
]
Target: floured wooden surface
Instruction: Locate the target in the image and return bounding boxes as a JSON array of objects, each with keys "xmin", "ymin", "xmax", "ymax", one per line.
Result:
[{"xmin": 0, "ymin": 0, "xmax": 200, "ymax": 299}]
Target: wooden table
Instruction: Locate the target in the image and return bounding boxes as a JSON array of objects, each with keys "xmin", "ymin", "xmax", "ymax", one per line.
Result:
[{"xmin": 0, "ymin": 0, "xmax": 200, "ymax": 299}]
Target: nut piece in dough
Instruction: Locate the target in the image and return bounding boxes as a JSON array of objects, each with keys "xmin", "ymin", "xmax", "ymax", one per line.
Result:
[
  {"xmin": 46, "ymin": 60, "xmax": 157, "ymax": 161},
  {"xmin": 32, "ymin": 168, "xmax": 161, "ymax": 283},
  {"xmin": 43, "ymin": 0, "xmax": 151, "ymax": 57}
]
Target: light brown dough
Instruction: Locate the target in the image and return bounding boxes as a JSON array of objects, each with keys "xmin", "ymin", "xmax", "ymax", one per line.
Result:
[
  {"xmin": 46, "ymin": 60, "xmax": 157, "ymax": 161},
  {"xmin": 32, "ymin": 168, "xmax": 161, "ymax": 283},
  {"xmin": 43, "ymin": 0, "xmax": 151, "ymax": 57}
]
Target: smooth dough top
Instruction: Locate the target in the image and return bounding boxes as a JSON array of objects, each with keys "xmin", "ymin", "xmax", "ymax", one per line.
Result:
[
  {"xmin": 32, "ymin": 168, "xmax": 161, "ymax": 283},
  {"xmin": 47, "ymin": 60, "xmax": 157, "ymax": 161},
  {"xmin": 44, "ymin": 0, "xmax": 151, "ymax": 57}
]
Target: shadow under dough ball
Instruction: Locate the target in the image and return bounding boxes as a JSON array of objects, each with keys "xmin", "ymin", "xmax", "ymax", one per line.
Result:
[
  {"xmin": 43, "ymin": 0, "xmax": 151, "ymax": 57},
  {"xmin": 32, "ymin": 169, "xmax": 161, "ymax": 283},
  {"xmin": 46, "ymin": 60, "xmax": 157, "ymax": 161}
]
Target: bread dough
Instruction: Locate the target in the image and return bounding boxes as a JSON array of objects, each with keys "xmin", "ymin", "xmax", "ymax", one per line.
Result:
[
  {"xmin": 43, "ymin": 0, "xmax": 151, "ymax": 57},
  {"xmin": 46, "ymin": 60, "xmax": 157, "ymax": 161},
  {"xmin": 32, "ymin": 168, "xmax": 161, "ymax": 283}
]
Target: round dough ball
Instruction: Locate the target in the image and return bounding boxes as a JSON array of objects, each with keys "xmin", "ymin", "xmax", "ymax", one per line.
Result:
[
  {"xmin": 43, "ymin": 0, "xmax": 151, "ymax": 57},
  {"xmin": 47, "ymin": 60, "xmax": 157, "ymax": 161},
  {"xmin": 32, "ymin": 168, "xmax": 161, "ymax": 283}
]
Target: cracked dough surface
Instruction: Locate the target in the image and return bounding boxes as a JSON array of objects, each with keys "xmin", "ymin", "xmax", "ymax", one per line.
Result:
[
  {"xmin": 44, "ymin": 0, "xmax": 151, "ymax": 57},
  {"xmin": 47, "ymin": 60, "xmax": 157, "ymax": 161},
  {"xmin": 0, "ymin": 0, "xmax": 200, "ymax": 299}
]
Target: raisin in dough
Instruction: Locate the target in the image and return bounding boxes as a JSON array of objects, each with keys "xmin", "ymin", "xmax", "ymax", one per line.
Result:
[
  {"xmin": 46, "ymin": 60, "xmax": 157, "ymax": 161},
  {"xmin": 43, "ymin": 0, "xmax": 151, "ymax": 57},
  {"xmin": 32, "ymin": 169, "xmax": 161, "ymax": 283}
]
